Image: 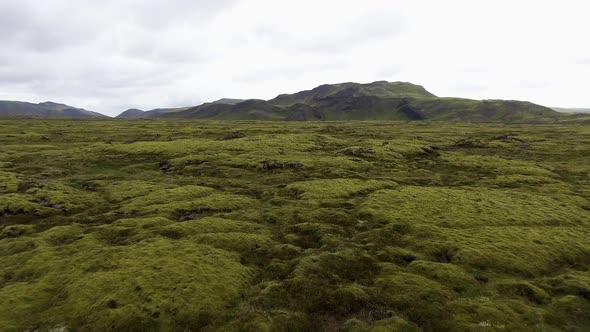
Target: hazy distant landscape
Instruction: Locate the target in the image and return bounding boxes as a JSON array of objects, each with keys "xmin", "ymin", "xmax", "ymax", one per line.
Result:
[{"xmin": 552, "ymin": 107, "xmax": 590, "ymax": 114}]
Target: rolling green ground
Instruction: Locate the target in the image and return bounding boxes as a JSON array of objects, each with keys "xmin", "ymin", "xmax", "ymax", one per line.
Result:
[{"xmin": 0, "ymin": 119, "xmax": 589, "ymax": 331}]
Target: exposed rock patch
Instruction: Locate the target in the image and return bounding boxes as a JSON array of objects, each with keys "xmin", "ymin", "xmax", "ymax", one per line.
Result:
[{"xmin": 261, "ymin": 161, "xmax": 303, "ymax": 170}]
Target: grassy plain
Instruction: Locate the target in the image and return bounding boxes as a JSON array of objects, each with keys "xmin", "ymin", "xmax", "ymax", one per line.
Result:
[{"xmin": 0, "ymin": 119, "xmax": 589, "ymax": 331}]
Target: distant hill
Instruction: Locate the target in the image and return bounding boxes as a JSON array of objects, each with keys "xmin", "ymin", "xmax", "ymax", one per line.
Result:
[
  {"xmin": 211, "ymin": 98, "xmax": 245, "ymax": 105},
  {"xmin": 0, "ymin": 101, "xmax": 107, "ymax": 118},
  {"xmin": 552, "ymin": 107, "xmax": 590, "ymax": 114},
  {"xmin": 116, "ymin": 99, "xmax": 244, "ymax": 119},
  {"xmin": 269, "ymin": 81, "xmax": 436, "ymax": 106},
  {"xmin": 116, "ymin": 106, "xmax": 191, "ymax": 119},
  {"xmin": 157, "ymin": 81, "xmax": 560, "ymax": 122},
  {"xmin": 117, "ymin": 108, "xmax": 146, "ymax": 119},
  {"xmin": 163, "ymin": 99, "xmax": 286, "ymax": 120}
]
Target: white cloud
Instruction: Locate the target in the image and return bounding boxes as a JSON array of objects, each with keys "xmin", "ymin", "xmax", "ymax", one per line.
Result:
[{"xmin": 0, "ymin": 0, "xmax": 589, "ymax": 116}]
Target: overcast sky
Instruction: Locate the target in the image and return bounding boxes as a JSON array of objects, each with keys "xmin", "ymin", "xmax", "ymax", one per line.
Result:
[{"xmin": 1, "ymin": 0, "xmax": 589, "ymax": 116}]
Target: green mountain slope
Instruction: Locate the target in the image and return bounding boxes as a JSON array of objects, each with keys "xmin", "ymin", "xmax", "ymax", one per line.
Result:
[
  {"xmin": 0, "ymin": 101, "xmax": 108, "ymax": 118},
  {"xmin": 116, "ymin": 107, "xmax": 191, "ymax": 119},
  {"xmin": 116, "ymin": 109, "xmax": 146, "ymax": 119},
  {"xmin": 269, "ymin": 81, "xmax": 436, "ymax": 106},
  {"xmin": 162, "ymin": 100, "xmax": 287, "ymax": 120},
  {"xmin": 116, "ymin": 99, "xmax": 245, "ymax": 119}
]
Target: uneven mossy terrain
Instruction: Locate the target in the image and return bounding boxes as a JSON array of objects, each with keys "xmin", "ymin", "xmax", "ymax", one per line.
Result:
[{"xmin": 0, "ymin": 119, "xmax": 589, "ymax": 331}]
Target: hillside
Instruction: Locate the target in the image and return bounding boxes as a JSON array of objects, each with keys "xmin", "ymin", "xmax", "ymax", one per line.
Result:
[
  {"xmin": 116, "ymin": 106, "xmax": 191, "ymax": 119},
  {"xmin": 158, "ymin": 81, "xmax": 560, "ymax": 122},
  {"xmin": 268, "ymin": 81, "xmax": 436, "ymax": 106},
  {"xmin": 162, "ymin": 99, "xmax": 287, "ymax": 120},
  {"xmin": 0, "ymin": 101, "xmax": 108, "ymax": 118},
  {"xmin": 117, "ymin": 99, "xmax": 244, "ymax": 119}
]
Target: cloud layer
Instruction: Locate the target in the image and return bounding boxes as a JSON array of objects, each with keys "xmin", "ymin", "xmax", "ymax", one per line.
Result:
[{"xmin": 1, "ymin": 0, "xmax": 589, "ymax": 116}]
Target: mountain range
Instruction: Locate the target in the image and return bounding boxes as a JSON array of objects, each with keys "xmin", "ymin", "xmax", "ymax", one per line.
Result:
[
  {"xmin": 119, "ymin": 81, "xmax": 560, "ymax": 122},
  {"xmin": 1, "ymin": 81, "xmax": 586, "ymax": 122}
]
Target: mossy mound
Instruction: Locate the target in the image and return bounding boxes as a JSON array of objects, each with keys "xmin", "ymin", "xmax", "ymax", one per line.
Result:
[
  {"xmin": 27, "ymin": 183, "xmax": 106, "ymax": 213},
  {"xmin": 0, "ymin": 234, "xmax": 252, "ymax": 330},
  {"xmin": 422, "ymin": 226, "xmax": 590, "ymax": 276},
  {"xmin": 441, "ymin": 153, "xmax": 557, "ymax": 177},
  {"xmin": 362, "ymin": 186, "xmax": 589, "ymax": 227},
  {"xmin": 449, "ymin": 297, "xmax": 546, "ymax": 330},
  {"xmin": 0, "ymin": 171, "xmax": 21, "ymax": 193},
  {"xmin": 118, "ymin": 185, "xmax": 256, "ymax": 218},
  {"xmin": 0, "ymin": 193, "xmax": 39, "ymax": 214},
  {"xmin": 102, "ymin": 180, "xmax": 162, "ymax": 202},
  {"xmin": 287, "ymin": 178, "xmax": 396, "ymax": 199},
  {"xmin": 407, "ymin": 260, "xmax": 477, "ymax": 291},
  {"xmin": 372, "ymin": 272, "xmax": 455, "ymax": 328}
]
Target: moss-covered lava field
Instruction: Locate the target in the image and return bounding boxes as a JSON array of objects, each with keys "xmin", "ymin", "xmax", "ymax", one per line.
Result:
[{"xmin": 1, "ymin": 119, "xmax": 589, "ymax": 331}]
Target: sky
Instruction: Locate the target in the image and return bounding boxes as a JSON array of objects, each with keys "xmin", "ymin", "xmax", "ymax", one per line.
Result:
[{"xmin": 0, "ymin": 0, "xmax": 589, "ymax": 116}]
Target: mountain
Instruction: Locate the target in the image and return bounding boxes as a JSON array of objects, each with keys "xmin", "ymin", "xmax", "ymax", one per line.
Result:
[
  {"xmin": 116, "ymin": 99, "xmax": 245, "ymax": 119},
  {"xmin": 269, "ymin": 81, "xmax": 436, "ymax": 106},
  {"xmin": 162, "ymin": 99, "xmax": 286, "ymax": 120},
  {"xmin": 160, "ymin": 81, "xmax": 559, "ymax": 122},
  {"xmin": 117, "ymin": 108, "xmax": 146, "ymax": 119},
  {"xmin": 0, "ymin": 101, "xmax": 107, "ymax": 118},
  {"xmin": 116, "ymin": 106, "xmax": 191, "ymax": 119},
  {"xmin": 211, "ymin": 98, "xmax": 245, "ymax": 105}
]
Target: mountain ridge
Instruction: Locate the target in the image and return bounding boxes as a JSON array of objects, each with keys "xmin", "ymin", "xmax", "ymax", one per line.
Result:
[
  {"xmin": 0, "ymin": 100, "xmax": 108, "ymax": 118},
  {"xmin": 0, "ymin": 81, "xmax": 568, "ymax": 122},
  {"xmin": 156, "ymin": 81, "xmax": 560, "ymax": 123}
]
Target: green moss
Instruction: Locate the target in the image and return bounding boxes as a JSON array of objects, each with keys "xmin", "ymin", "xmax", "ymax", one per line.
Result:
[
  {"xmin": 287, "ymin": 178, "xmax": 396, "ymax": 199},
  {"xmin": 372, "ymin": 272, "xmax": 455, "ymax": 327},
  {"xmin": 0, "ymin": 171, "xmax": 21, "ymax": 193},
  {"xmin": 173, "ymin": 217, "xmax": 266, "ymax": 234},
  {"xmin": 0, "ymin": 224, "xmax": 36, "ymax": 239},
  {"xmin": 102, "ymin": 180, "xmax": 162, "ymax": 202},
  {"xmin": 407, "ymin": 260, "xmax": 477, "ymax": 291},
  {"xmin": 547, "ymin": 295, "xmax": 590, "ymax": 329},
  {"xmin": 293, "ymin": 249, "xmax": 380, "ymax": 285},
  {"xmin": 375, "ymin": 246, "xmax": 423, "ymax": 266},
  {"xmin": 1, "ymin": 120, "xmax": 590, "ymax": 330},
  {"xmin": 41, "ymin": 225, "xmax": 84, "ymax": 246},
  {"xmin": 0, "ymin": 193, "xmax": 39, "ymax": 214},
  {"xmin": 441, "ymin": 153, "xmax": 557, "ymax": 177},
  {"xmin": 191, "ymin": 232, "xmax": 275, "ymax": 253},
  {"xmin": 421, "ymin": 226, "xmax": 590, "ymax": 276},
  {"xmin": 362, "ymin": 186, "xmax": 589, "ymax": 227},
  {"xmin": 347, "ymin": 316, "xmax": 418, "ymax": 332},
  {"xmin": 494, "ymin": 280, "xmax": 551, "ymax": 304},
  {"xmin": 450, "ymin": 297, "xmax": 547, "ymax": 330},
  {"xmin": 118, "ymin": 186, "xmax": 256, "ymax": 218},
  {"xmin": 538, "ymin": 271, "xmax": 590, "ymax": 297},
  {"xmin": 0, "ymin": 237, "xmax": 37, "ymax": 257},
  {"xmin": 331, "ymin": 284, "xmax": 371, "ymax": 314},
  {"xmin": 28, "ymin": 183, "xmax": 106, "ymax": 213},
  {"xmin": 0, "ymin": 237, "xmax": 252, "ymax": 330}
]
